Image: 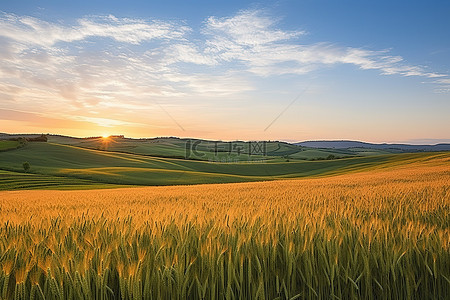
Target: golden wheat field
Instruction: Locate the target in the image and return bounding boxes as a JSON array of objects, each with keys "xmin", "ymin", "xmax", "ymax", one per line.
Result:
[{"xmin": 0, "ymin": 156, "xmax": 449, "ymax": 299}]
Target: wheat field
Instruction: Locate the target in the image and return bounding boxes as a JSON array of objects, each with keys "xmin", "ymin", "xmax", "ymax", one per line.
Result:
[{"xmin": 0, "ymin": 155, "xmax": 449, "ymax": 299}]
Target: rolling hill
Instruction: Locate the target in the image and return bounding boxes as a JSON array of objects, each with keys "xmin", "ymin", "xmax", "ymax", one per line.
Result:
[
  {"xmin": 296, "ymin": 140, "xmax": 450, "ymax": 151},
  {"xmin": 1, "ymin": 140, "xmax": 449, "ymax": 190},
  {"xmin": 2, "ymin": 133, "xmax": 394, "ymax": 161}
]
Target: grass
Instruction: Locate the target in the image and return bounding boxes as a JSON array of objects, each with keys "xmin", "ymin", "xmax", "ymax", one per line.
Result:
[
  {"xmin": 47, "ymin": 136, "xmax": 391, "ymax": 161},
  {"xmin": 0, "ymin": 155, "xmax": 448, "ymax": 299},
  {"xmin": 47, "ymin": 136, "xmax": 279, "ymax": 161},
  {"xmin": 0, "ymin": 140, "xmax": 20, "ymax": 151},
  {"xmin": 1, "ymin": 142, "xmax": 448, "ymax": 188},
  {"xmin": 0, "ymin": 170, "xmax": 125, "ymax": 191}
]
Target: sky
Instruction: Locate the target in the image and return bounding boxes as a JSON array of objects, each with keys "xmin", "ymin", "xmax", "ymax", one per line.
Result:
[{"xmin": 0, "ymin": 0, "xmax": 449, "ymax": 143}]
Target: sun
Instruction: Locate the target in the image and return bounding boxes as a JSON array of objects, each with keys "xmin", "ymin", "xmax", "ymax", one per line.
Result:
[{"xmin": 102, "ymin": 134, "xmax": 110, "ymax": 138}]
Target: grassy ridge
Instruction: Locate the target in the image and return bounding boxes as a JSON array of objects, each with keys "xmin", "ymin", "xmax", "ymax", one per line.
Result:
[
  {"xmin": 0, "ymin": 157, "xmax": 448, "ymax": 299},
  {"xmin": 0, "ymin": 140, "xmax": 20, "ymax": 151},
  {"xmin": 47, "ymin": 136, "xmax": 391, "ymax": 161},
  {"xmin": 0, "ymin": 170, "xmax": 124, "ymax": 191},
  {"xmin": 0, "ymin": 142, "xmax": 449, "ymax": 189},
  {"xmin": 48, "ymin": 137, "xmax": 288, "ymax": 161}
]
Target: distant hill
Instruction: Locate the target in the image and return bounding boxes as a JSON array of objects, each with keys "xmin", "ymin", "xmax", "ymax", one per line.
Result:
[
  {"xmin": 1, "ymin": 141, "xmax": 448, "ymax": 190},
  {"xmin": 295, "ymin": 140, "xmax": 450, "ymax": 152},
  {"xmin": 2, "ymin": 134, "xmax": 449, "ymax": 160},
  {"xmin": 1, "ymin": 132, "xmax": 450, "ymax": 189}
]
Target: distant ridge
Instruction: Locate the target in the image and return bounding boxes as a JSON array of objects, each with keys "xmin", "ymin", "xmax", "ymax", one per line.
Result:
[
  {"xmin": 2, "ymin": 133, "xmax": 450, "ymax": 152},
  {"xmin": 295, "ymin": 140, "xmax": 450, "ymax": 151}
]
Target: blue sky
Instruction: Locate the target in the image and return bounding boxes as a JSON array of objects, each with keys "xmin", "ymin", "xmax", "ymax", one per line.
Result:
[{"xmin": 0, "ymin": 0, "xmax": 449, "ymax": 143}]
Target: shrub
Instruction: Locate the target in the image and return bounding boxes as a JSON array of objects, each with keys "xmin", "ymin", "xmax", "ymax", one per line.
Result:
[{"xmin": 22, "ymin": 161, "xmax": 30, "ymax": 172}]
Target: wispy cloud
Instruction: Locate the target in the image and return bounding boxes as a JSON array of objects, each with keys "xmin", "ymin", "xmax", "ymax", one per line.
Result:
[
  {"xmin": 0, "ymin": 9, "xmax": 448, "ymax": 136},
  {"xmin": 198, "ymin": 10, "xmax": 447, "ymax": 80},
  {"xmin": 0, "ymin": 13, "xmax": 188, "ymax": 46},
  {"xmin": 204, "ymin": 10, "xmax": 304, "ymax": 48}
]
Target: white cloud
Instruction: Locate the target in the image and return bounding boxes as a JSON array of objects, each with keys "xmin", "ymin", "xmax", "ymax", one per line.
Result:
[
  {"xmin": 164, "ymin": 43, "xmax": 218, "ymax": 65},
  {"xmin": 432, "ymin": 78, "xmax": 450, "ymax": 93},
  {"xmin": 0, "ymin": 8, "xmax": 448, "ymax": 128},
  {"xmin": 0, "ymin": 13, "xmax": 188, "ymax": 46},
  {"xmin": 198, "ymin": 10, "xmax": 447, "ymax": 80},
  {"xmin": 204, "ymin": 10, "xmax": 304, "ymax": 47},
  {"xmin": 436, "ymin": 78, "xmax": 450, "ymax": 85},
  {"xmin": 161, "ymin": 71, "xmax": 254, "ymax": 96}
]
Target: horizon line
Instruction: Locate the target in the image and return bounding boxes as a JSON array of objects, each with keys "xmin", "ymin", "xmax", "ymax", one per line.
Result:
[{"xmin": 1, "ymin": 132, "xmax": 450, "ymax": 146}]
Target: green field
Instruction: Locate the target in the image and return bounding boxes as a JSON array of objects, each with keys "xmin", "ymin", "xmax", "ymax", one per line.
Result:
[
  {"xmin": 0, "ymin": 140, "xmax": 20, "ymax": 151},
  {"xmin": 0, "ymin": 141, "xmax": 447, "ymax": 190},
  {"xmin": 0, "ymin": 170, "xmax": 125, "ymax": 190},
  {"xmin": 46, "ymin": 136, "xmax": 392, "ymax": 161},
  {"xmin": 48, "ymin": 136, "xmax": 282, "ymax": 161}
]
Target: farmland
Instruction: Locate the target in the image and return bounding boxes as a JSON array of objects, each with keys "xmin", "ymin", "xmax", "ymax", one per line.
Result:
[
  {"xmin": 0, "ymin": 153, "xmax": 448, "ymax": 299},
  {"xmin": 44, "ymin": 136, "xmax": 391, "ymax": 161},
  {"xmin": 0, "ymin": 170, "xmax": 124, "ymax": 190},
  {"xmin": 0, "ymin": 140, "xmax": 20, "ymax": 151},
  {"xmin": 0, "ymin": 141, "xmax": 445, "ymax": 190}
]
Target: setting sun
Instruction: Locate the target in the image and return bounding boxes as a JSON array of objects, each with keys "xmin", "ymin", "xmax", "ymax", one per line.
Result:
[{"xmin": 102, "ymin": 134, "xmax": 110, "ymax": 138}]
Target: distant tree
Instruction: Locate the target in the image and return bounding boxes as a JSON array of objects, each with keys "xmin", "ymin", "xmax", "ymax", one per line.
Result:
[
  {"xmin": 326, "ymin": 154, "xmax": 336, "ymax": 160},
  {"xmin": 26, "ymin": 134, "xmax": 47, "ymax": 142},
  {"xmin": 23, "ymin": 161, "xmax": 30, "ymax": 172}
]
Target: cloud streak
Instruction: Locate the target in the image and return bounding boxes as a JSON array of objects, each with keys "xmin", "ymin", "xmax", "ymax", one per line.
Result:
[
  {"xmin": 0, "ymin": 13, "xmax": 188, "ymax": 46},
  {"xmin": 197, "ymin": 10, "xmax": 446, "ymax": 80},
  {"xmin": 0, "ymin": 9, "xmax": 448, "ymax": 136}
]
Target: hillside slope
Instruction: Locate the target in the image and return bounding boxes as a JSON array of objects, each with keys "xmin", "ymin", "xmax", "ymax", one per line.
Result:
[
  {"xmin": 1, "ymin": 142, "xmax": 449, "ymax": 189},
  {"xmin": 296, "ymin": 140, "xmax": 450, "ymax": 151}
]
